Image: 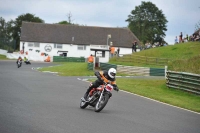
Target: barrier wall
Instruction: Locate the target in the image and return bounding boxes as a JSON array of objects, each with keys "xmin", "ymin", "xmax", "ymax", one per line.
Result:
[
  {"xmin": 0, "ymin": 49, "xmax": 7, "ymax": 55},
  {"xmin": 166, "ymin": 71, "xmax": 200, "ymax": 95},
  {"xmin": 6, "ymin": 53, "xmax": 47, "ymax": 61},
  {"xmin": 87, "ymin": 63, "xmax": 94, "ymax": 70},
  {"xmin": 100, "ymin": 63, "xmax": 117, "ymax": 71},
  {"xmin": 117, "ymin": 65, "xmax": 150, "ymax": 76},
  {"xmin": 53, "ymin": 56, "xmax": 85, "ymax": 62}
]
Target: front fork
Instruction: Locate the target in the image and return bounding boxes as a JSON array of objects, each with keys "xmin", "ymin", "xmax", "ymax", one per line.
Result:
[{"xmin": 98, "ymin": 88, "xmax": 105, "ymax": 103}]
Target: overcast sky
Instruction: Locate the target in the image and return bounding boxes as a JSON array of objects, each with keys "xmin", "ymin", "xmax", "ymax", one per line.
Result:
[{"xmin": 0, "ymin": 0, "xmax": 199, "ymax": 44}]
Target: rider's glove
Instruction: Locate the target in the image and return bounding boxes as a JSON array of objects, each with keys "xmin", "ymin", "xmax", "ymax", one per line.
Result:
[
  {"xmin": 114, "ymin": 87, "xmax": 119, "ymax": 92},
  {"xmin": 113, "ymin": 85, "xmax": 119, "ymax": 92}
]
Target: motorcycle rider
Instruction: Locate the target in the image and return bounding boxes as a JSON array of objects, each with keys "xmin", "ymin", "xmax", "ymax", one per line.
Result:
[
  {"xmin": 24, "ymin": 57, "xmax": 31, "ymax": 64},
  {"xmin": 83, "ymin": 68, "xmax": 119, "ymax": 101},
  {"xmin": 16, "ymin": 56, "xmax": 23, "ymax": 64}
]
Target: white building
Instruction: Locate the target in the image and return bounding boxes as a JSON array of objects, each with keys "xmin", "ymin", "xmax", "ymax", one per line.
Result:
[{"xmin": 19, "ymin": 22, "xmax": 140, "ymax": 62}]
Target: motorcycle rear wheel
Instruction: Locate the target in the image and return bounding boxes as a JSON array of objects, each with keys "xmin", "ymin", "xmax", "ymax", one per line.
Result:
[{"xmin": 94, "ymin": 93, "xmax": 109, "ymax": 112}]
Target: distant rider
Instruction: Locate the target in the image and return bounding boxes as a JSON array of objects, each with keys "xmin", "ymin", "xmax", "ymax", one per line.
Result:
[
  {"xmin": 16, "ymin": 56, "xmax": 22, "ymax": 64},
  {"xmin": 24, "ymin": 57, "xmax": 31, "ymax": 64},
  {"xmin": 83, "ymin": 68, "xmax": 119, "ymax": 101}
]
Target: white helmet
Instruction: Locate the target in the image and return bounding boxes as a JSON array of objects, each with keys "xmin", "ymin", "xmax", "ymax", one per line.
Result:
[{"xmin": 108, "ymin": 68, "xmax": 116, "ymax": 79}]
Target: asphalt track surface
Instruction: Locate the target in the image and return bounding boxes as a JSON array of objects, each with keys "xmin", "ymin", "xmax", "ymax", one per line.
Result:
[{"xmin": 0, "ymin": 60, "xmax": 199, "ymax": 133}]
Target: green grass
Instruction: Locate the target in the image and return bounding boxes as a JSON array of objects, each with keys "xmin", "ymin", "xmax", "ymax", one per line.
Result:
[
  {"xmin": 0, "ymin": 54, "xmax": 7, "ymax": 60},
  {"xmin": 39, "ymin": 62, "xmax": 94, "ymax": 76},
  {"xmin": 134, "ymin": 42, "xmax": 200, "ymax": 59}
]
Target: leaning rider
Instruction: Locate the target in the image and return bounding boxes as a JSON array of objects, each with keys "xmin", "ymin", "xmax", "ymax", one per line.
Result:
[
  {"xmin": 16, "ymin": 56, "xmax": 22, "ymax": 64},
  {"xmin": 83, "ymin": 68, "xmax": 119, "ymax": 101}
]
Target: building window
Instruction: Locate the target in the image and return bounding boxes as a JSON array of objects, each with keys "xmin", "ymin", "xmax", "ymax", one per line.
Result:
[
  {"xmin": 28, "ymin": 43, "xmax": 34, "ymax": 47},
  {"xmin": 77, "ymin": 45, "xmax": 86, "ymax": 50},
  {"xmin": 54, "ymin": 44, "xmax": 63, "ymax": 49},
  {"xmin": 28, "ymin": 42, "xmax": 40, "ymax": 47},
  {"xmin": 34, "ymin": 42, "xmax": 40, "ymax": 47}
]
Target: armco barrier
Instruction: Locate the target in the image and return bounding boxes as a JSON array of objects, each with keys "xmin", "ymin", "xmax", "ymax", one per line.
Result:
[
  {"xmin": 150, "ymin": 68, "xmax": 165, "ymax": 76},
  {"xmin": 117, "ymin": 65, "xmax": 165, "ymax": 76},
  {"xmin": 53, "ymin": 56, "xmax": 85, "ymax": 62},
  {"xmin": 117, "ymin": 65, "xmax": 150, "ymax": 76},
  {"xmin": 99, "ymin": 63, "xmax": 165, "ymax": 76},
  {"xmin": 87, "ymin": 63, "xmax": 94, "ymax": 70},
  {"xmin": 166, "ymin": 71, "xmax": 200, "ymax": 95},
  {"xmin": 100, "ymin": 63, "xmax": 117, "ymax": 71}
]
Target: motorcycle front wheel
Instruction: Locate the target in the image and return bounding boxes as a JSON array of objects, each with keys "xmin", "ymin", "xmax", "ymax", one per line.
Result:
[
  {"xmin": 80, "ymin": 99, "xmax": 89, "ymax": 109},
  {"xmin": 94, "ymin": 93, "xmax": 110, "ymax": 112}
]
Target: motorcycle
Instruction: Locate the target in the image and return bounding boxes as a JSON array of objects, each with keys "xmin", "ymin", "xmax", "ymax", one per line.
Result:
[
  {"xmin": 24, "ymin": 60, "xmax": 31, "ymax": 65},
  {"xmin": 17, "ymin": 60, "xmax": 22, "ymax": 68},
  {"xmin": 80, "ymin": 82, "xmax": 118, "ymax": 112}
]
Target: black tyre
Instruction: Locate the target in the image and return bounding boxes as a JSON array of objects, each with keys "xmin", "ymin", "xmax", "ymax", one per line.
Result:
[
  {"xmin": 80, "ymin": 99, "xmax": 89, "ymax": 109},
  {"xmin": 94, "ymin": 93, "xmax": 110, "ymax": 112}
]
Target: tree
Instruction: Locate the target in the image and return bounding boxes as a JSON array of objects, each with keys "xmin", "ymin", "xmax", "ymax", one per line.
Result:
[
  {"xmin": 0, "ymin": 17, "xmax": 14, "ymax": 50},
  {"xmin": 58, "ymin": 21, "xmax": 71, "ymax": 25},
  {"xmin": 195, "ymin": 20, "xmax": 200, "ymax": 32},
  {"xmin": 67, "ymin": 12, "xmax": 74, "ymax": 24},
  {"xmin": 57, "ymin": 12, "xmax": 75, "ymax": 25},
  {"xmin": 10, "ymin": 13, "xmax": 44, "ymax": 50},
  {"xmin": 0, "ymin": 17, "xmax": 7, "ymax": 39},
  {"xmin": 126, "ymin": 1, "xmax": 168, "ymax": 44}
]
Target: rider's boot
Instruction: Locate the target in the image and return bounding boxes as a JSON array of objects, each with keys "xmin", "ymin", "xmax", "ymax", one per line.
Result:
[{"xmin": 83, "ymin": 87, "xmax": 92, "ymax": 101}]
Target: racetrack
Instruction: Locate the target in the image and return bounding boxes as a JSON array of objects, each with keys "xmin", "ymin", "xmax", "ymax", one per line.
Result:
[{"xmin": 0, "ymin": 60, "xmax": 199, "ymax": 133}]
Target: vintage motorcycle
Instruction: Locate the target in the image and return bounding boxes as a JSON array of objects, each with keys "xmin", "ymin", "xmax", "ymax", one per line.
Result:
[{"xmin": 80, "ymin": 82, "xmax": 118, "ymax": 112}]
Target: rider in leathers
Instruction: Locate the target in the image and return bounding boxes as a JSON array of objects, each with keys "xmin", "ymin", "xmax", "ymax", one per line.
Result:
[{"xmin": 83, "ymin": 68, "xmax": 119, "ymax": 101}]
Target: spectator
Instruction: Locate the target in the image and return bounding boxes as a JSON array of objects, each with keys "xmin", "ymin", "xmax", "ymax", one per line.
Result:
[
  {"xmin": 186, "ymin": 34, "xmax": 190, "ymax": 42},
  {"xmin": 109, "ymin": 42, "xmax": 115, "ymax": 58},
  {"xmin": 88, "ymin": 54, "xmax": 94, "ymax": 63},
  {"xmin": 132, "ymin": 41, "xmax": 137, "ymax": 52},
  {"xmin": 44, "ymin": 56, "xmax": 51, "ymax": 62},
  {"xmin": 117, "ymin": 47, "xmax": 120, "ymax": 57},
  {"xmin": 175, "ymin": 36, "xmax": 178, "ymax": 44},
  {"xmin": 194, "ymin": 35, "xmax": 200, "ymax": 41},
  {"xmin": 179, "ymin": 32, "xmax": 183, "ymax": 43},
  {"xmin": 191, "ymin": 34, "xmax": 196, "ymax": 41}
]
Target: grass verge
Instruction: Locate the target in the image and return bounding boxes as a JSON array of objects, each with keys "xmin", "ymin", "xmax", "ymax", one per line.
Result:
[
  {"xmin": 39, "ymin": 62, "xmax": 94, "ymax": 76},
  {"xmin": 0, "ymin": 54, "xmax": 7, "ymax": 60}
]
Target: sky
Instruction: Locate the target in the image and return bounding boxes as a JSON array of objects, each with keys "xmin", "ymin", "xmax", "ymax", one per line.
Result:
[{"xmin": 0, "ymin": 0, "xmax": 200, "ymax": 44}]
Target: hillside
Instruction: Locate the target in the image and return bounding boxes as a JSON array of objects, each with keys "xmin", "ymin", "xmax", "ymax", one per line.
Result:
[{"xmin": 110, "ymin": 42, "xmax": 200, "ymax": 74}]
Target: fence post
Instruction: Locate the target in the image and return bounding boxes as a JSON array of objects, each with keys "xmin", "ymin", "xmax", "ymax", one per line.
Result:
[{"xmin": 165, "ymin": 66, "xmax": 168, "ymax": 79}]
